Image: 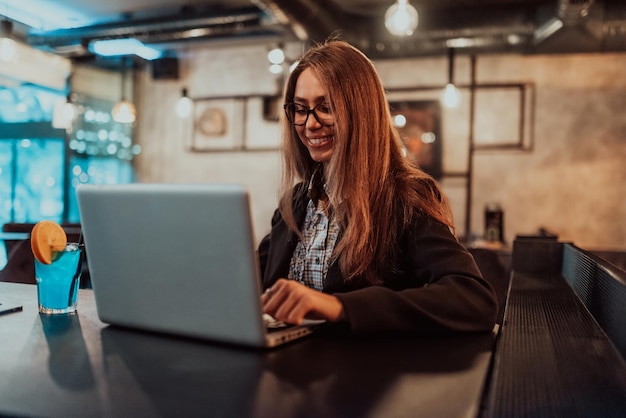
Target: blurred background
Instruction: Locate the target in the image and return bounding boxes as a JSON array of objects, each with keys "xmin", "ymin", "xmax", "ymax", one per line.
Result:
[{"xmin": 1, "ymin": 0, "xmax": 625, "ymax": 269}]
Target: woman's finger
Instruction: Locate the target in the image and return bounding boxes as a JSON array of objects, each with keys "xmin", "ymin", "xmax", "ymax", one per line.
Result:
[{"xmin": 262, "ymin": 279, "xmax": 346, "ymax": 324}]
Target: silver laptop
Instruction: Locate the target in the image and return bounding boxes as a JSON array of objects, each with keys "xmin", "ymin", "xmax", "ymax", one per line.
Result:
[{"xmin": 76, "ymin": 183, "xmax": 320, "ymax": 348}]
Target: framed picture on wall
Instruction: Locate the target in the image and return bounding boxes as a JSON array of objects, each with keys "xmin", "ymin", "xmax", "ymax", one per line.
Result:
[
  {"xmin": 472, "ymin": 84, "xmax": 534, "ymax": 150},
  {"xmin": 191, "ymin": 98, "xmax": 244, "ymax": 151},
  {"xmin": 388, "ymin": 99, "xmax": 443, "ymax": 180}
]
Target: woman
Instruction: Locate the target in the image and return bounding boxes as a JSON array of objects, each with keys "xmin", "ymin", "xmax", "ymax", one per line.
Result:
[{"xmin": 259, "ymin": 39, "xmax": 498, "ymax": 335}]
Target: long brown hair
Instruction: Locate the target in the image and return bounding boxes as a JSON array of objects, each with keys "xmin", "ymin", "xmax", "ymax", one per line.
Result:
[{"xmin": 279, "ymin": 39, "xmax": 453, "ymax": 284}]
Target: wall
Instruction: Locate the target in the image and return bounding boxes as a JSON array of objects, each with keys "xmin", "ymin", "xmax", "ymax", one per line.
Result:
[
  {"xmin": 135, "ymin": 43, "xmax": 626, "ymax": 250},
  {"xmin": 134, "ymin": 44, "xmax": 284, "ymax": 243},
  {"xmin": 471, "ymin": 54, "xmax": 626, "ymax": 250}
]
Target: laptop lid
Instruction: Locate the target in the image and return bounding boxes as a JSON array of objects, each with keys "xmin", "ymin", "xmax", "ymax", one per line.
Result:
[{"xmin": 77, "ymin": 183, "xmax": 308, "ymax": 348}]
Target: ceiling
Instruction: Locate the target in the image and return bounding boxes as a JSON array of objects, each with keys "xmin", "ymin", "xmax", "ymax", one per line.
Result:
[{"xmin": 4, "ymin": 0, "xmax": 626, "ymax": 67}]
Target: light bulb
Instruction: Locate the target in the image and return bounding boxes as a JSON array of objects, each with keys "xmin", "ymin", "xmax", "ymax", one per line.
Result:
[
  {"xmin": 393, "ymin": 114, "xmax": 407, "ymax": 128},
  {"xmin": 112, "ymin": 100, "xmax": 137, "ymax": 123},
  {"xmin": 441, "ymin": 83, "xmax": 461, "ymax": 108},
  {"xmin": 385, "ymin": 0, "xmax": 419, "ymax": 37},
  {"xmin": 0, "ymin": 37, "xmax": 17, "ymax": 63},
  {"xmin": 176, "ymin": 96, "xmax": 193, "ymax": 118},
  {"xmin": 421, "ymin": 132, "xmax": 436, "ymax": 144},
  {"xmin": 269, "ymin": 63, "xmax": 283, "ymax": 74},
  {"xmin": 267, "ymin": 47, "xmax": 285, "ymax": 65}
]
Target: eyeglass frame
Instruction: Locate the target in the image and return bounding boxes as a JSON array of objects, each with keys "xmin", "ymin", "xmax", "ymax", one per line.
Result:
[{"xmin": 283, "ymin": 102, "xmax": 334, "ymax": 127}]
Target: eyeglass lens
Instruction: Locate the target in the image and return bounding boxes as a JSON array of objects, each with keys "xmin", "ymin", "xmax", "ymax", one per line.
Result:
[{"xmin": 284, "ymin": 103, "xmax": 333, "ymax": 126}]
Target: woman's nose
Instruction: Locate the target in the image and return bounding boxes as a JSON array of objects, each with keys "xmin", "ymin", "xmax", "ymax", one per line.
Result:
[{"xmin": 305, "ymin": 111, "xmax": 322, "ymax": 129}]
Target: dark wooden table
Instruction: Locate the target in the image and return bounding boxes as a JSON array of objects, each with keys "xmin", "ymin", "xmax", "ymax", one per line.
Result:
[{"xmin": 0, "ymin": 282, "xmax": 496, "ymax": 418}]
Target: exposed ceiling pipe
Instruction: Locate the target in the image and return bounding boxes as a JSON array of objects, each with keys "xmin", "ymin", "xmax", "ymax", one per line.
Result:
[
  {"xmin": 27, "ymin": 7, "xmax": 267, "ymax": 50},
  {"xmin": 17, "ymin": 0, "xmax": 626, "ymax": 63},
  {"xmin": 531, "ymin": 0, "xmax": 618, "ymax": 54},
  {"xmin": 250, "ymin": 0, "xmax": 548, "ymax": 58},
  {"xmin": 534, "ymin": 0, "xmax": 597, "ymax": 44},
  {"xmin": 252, "ymin": 0, "xmax": 358, "ymax": 43}
]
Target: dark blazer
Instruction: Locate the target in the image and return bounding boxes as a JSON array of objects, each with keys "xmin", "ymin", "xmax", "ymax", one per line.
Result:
[{"xmin": 258, "ymin": 187, "xmax": 498, "ymax": 335}]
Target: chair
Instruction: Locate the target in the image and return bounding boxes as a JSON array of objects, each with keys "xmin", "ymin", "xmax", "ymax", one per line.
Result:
[
  {"xmin": 0, "ymin": 238, "xmax": 36, "ymax": 285},
  {"xmin": 2, "ymin": 222, "xmax": 35, "ymax": 257}
]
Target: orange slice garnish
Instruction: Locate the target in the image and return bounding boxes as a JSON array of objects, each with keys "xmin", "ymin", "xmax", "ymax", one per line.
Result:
[{"xmin": 30, "ymin": 221, "xmax": 67, "ymax": 265}]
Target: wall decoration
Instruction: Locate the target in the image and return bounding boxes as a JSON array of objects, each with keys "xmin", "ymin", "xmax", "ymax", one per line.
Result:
[
  {"xmin": 191, "ymin": 98, "xmax": 244, "ymax": 151},
  {"xmin": 473, "ymin": 84, "xmax": 534, "ymax": 150}
]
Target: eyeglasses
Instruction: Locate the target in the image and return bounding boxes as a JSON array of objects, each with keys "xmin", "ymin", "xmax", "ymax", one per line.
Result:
[{"xmin": 283, "ymin": 103, "xmax": 334, "ymax": 126}]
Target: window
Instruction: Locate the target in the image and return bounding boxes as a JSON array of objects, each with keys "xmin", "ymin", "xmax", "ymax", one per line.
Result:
[{"xmin": 0, "ymin": 85, "xmax": 137, "ymax": 268}]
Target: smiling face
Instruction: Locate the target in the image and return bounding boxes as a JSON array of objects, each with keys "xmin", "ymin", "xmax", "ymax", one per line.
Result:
[{"xmin": 293, "ymin": 68, "xmax": 335, "ymax": 163}]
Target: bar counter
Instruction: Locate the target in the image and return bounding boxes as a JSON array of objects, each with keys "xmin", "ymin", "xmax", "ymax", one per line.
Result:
[{"xmin": 0, "ymin": 282, "xmax": 496, "ymax": 418}]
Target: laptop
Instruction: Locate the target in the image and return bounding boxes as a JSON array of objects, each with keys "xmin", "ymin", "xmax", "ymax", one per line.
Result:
[{"xmin": 76, "ymin": 183, "xmax": 321, "ymax": 348}]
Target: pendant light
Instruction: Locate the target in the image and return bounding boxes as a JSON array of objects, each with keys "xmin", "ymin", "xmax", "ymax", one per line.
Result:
[
  {"xmin": 176, "ymin": 88, "xmax": 193, "ymax": 118},
  {"xmin": 112, "ymin": 57, "xmax": 137, "ymax": 124},
  {"xmin": 441, "ymin": 48, "xmax": 461, "ymax": 108},
  {"xmin": 0, "ymin": 20, "xmax": 17, "ymax": 63},
  {"xmin": 385, "ymin": 0, "xmax": 419, "ymax": 37}
]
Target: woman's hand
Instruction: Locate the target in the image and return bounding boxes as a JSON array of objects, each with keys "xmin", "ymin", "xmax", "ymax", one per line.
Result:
[{"xmin": 262, "ymin": 279, "xmax": 346, "ymax": 325}]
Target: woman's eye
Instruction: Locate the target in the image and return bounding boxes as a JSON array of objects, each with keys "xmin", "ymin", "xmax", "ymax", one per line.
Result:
[{"xmin": 318, "ymin": 105, "xmax": 331, "ymax": 114}]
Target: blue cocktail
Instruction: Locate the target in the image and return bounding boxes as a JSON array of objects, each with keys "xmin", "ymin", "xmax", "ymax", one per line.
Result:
[{"xmin": 35, "ymin": 243, "xmax": 82, "ymax": 314}]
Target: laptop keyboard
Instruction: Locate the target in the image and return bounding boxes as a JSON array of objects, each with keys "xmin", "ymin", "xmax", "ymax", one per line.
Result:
[{"xmin": 263, "ymin": 313, "xmax": 289, "ymax": 329}]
